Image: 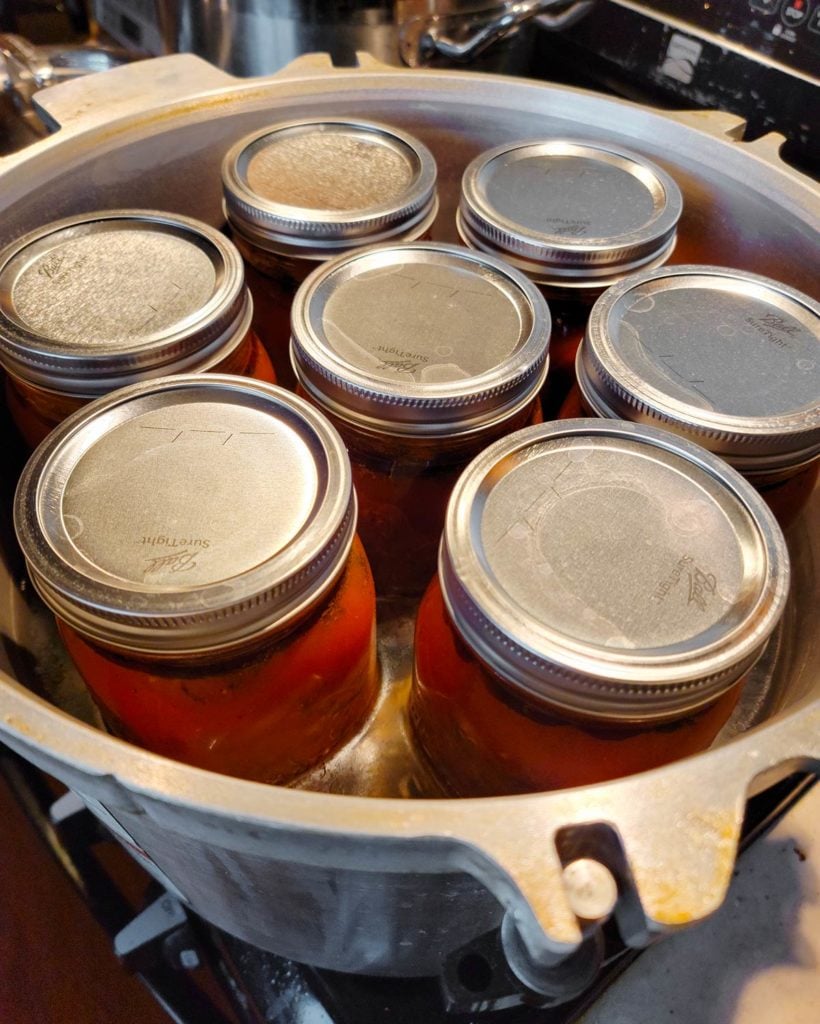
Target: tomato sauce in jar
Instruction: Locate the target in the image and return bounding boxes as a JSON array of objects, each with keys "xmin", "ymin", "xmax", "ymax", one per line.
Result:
[
  {"xmin": 290, "ymin": 241, "xmax": 551, "ymax": 597},
  {"xmin": 0, "ymin": 210, "xmax": 275, "ymax": 448},
  {"xmin": 572, "ymin": 265, "xmax": 820, "ymax": 527},
  {"xmin": 14, "ymin": 375, "xmax": 378, "ymax": 785},
  {"xmin": 541, "ymin": 307, "xmax": 588, "ymax": 419},
  {"xmin": 457, "ymin": 139, "xmax": 683, "ymax": 415},
  {"xmin": 222, "ymin": 118, "xmax": 439, "ymax": 386},
  {"xmin": 410, "ymin": 419, "xmax": 790, "ymax": 796}
]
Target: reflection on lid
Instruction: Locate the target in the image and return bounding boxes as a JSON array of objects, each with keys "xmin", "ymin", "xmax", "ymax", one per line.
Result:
[
  {"xmin": 440, "ymin": 419, "xmax": 789, "ymax": 721},
  {"xmin": 291, "ymin": 242, "xmax": 550, "ymax": 434},
  {"xmin": 459, "ymin": 138, "xmax": 682, "ymax": 285},
  {"xmin": 14, "ymin": 375, "xmax": 355, "ymax": 652},
  {"xmin": 580, "ymin": 266, "xmax": 820, "ymax": 468}
]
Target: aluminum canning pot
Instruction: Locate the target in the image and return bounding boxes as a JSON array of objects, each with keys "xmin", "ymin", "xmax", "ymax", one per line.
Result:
[{"xmin": 0, "ymin": 54, "xmax": 818, "ymax": 987}]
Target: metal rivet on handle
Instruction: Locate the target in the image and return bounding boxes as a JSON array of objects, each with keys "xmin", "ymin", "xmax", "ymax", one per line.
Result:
[{"xmin": 562, "ymin": 858, "xmax": 619, "ymax": 921}]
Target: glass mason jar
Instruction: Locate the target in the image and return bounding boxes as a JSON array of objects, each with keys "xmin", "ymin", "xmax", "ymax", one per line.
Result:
[
  {"xmin": 457, "ymin": 138, "xmax": 683, "ymax": 416},
  {"xmin": 290, "ymin": 242, "xmax": 551, "ymax": 598},
  {"xmin": 14, "ymin": 375, "xmax": 378, "ymax": 785},
  {"xmin": 410, "ymin": 419, "xmax": 790, "ymax": 796},
  {"xmin": 568, "ymin": 265, "xmax": 820, "ymax": 527},
  {"xmin": 222, "ymin": 118, "xmax": 439, "ymax": 387},
  {"xmin": 0, "ymin": 210, "xmax": 276, "ymax": 449}
]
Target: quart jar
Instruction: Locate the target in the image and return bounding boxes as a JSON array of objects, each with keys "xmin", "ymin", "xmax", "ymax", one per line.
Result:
[
  {"xmin": 457, "ymin": 138, "xmax": 682, "ymax": 416},
  {"xmin": 0, "ymin": 210, "xmax": 275, "ymax": 449},
  {"xmin": 222, "ymin": 118, "xmax": 439, "ymax": 385},
  {"xmin": 290, "ymin": 242, "xmax": 551, "ymax": 597},
  {"xmin": 14, "ymin": 375, "xmax": 378, "ymax": 785},
  {"xmin": 410, "ymin": 419, "xmax": 789, "ymax": 796},
  {"xmin": 568, "ymin": 265, "xmax": 820, "ymax": 527}
]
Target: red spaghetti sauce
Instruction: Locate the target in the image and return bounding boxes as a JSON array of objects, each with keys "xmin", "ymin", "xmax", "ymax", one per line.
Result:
[
  {"xmin": 236, "ymin": 248, "xmax": 303, "ymax": 389},
  {"xmin": 14, "ymin": 376, "xmax": 379, "ymax": 785},
  {"xmin": 408, "ymin": 420, "xmax": 789, "ymax": 796},
  {"xmin": 411, "ymin": 576, "xmax": 743, "ymax": 795},
  {"xmin": 289, "ymin": 241, "xmax": 551, "ymax": 597},
  {"xmin": 338, "ymin": 401, "xmax": 542, "ymax": 597},
  {"xmin": 58, "ymin": 537, "xmax": 377, "ymax": 784},
  {"xmin": 5, "ymin": 327, "xmax": 274, "ymax": 449}
]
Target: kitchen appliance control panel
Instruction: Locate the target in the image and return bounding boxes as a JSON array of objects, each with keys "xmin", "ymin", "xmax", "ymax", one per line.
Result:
[
  {"xmin": 639, "ymin": 0, "xmax": 820, "ymax": 77},
  {"xmin": 537, "ymin": 0, "xmax": 819, "ymax": 167}
]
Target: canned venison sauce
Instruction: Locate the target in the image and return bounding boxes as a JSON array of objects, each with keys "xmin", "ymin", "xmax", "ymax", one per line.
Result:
[
  {"xmin": 290, "ymin": 241, "xmax": 551, "ymax": 597},
  {"xmin": 564, "ymin": 266, "xmax": 820, "ymax": 526},
  {"xmin": 457, "ymin": 138, "xmax": 683, "ymax": 415},
  {"xmin": 14, "ymin": 376, "xmax": 378, "ymax": 785},
  {"xmin": 410, "ymin": 420, "xmax": 790, "ymax": 796},
  {"xmin": 0, "ymin": 210, "xmax": 275, "ymax": 449},
  {"xmin": 222, "ymin": 118, "xmax": 439, "ymax": 385}
]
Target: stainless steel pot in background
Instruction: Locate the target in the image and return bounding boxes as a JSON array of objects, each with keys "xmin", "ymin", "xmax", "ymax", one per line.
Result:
[
  {"xmin": 90, "ymin": 0, "xmax": 593, "ymax": 76},
  {"xmin": 3, "ymin": 1, "xmax": 594, "ymax": 152}
]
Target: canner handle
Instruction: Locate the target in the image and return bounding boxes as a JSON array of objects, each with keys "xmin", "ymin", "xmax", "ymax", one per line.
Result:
[
  {"xmin": 29, "ymin": 53, "xmax": 236, "ymax": 135},
  {"xmin": 442, "ymin": 700, "xmax": 819, "ymax": 989}
]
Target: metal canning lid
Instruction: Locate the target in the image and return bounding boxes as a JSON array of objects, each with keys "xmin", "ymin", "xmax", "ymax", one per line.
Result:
[
  {"xmin": 290, "ymin": 242, "xmax": 551, "ymax": 436},
  {"xmin": 14, "ymin": 375, "xmax": 356, "ymax": 653},
  {"xmin": 0, "ymin": 210, "xmax": 251, "ymax": 394},
  {"xmin": 440, "ymin": 419, "xmax": 789, "ymax": 722},
  {"xmin": 222, "ymin": 118, "xmax": 439, "ymax": 258},
  {"xmin": 579, "ymin": 266, "xmax": 820, "ymax": 473},
  {"xmin": 458, "ymin": 139, "xmax": 682, "ymax": 289}
]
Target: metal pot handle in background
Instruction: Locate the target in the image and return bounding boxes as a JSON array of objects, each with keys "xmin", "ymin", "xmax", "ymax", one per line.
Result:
[
  {"xmin": 399, "ymin": 0, "xmax": 595, "ymax": 67},
  {"xmin": 1, "ymin": 34, "xmax": 54, "ymax": 105}
]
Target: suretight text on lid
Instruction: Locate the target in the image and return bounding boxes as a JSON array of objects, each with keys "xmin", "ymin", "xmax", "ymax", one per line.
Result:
[
  {"xmin": 290, "ymin": 241, "xmax": 551, "ymax": 434},
  {"xmin": 458, "ymin": 138, "xmax": 682, "ymax": 290},
  {"xmin": 439, "ymin": 419, "xmax": 789, "ymax": 721},
  {"xmin": 14, "ymin": 374, "xmax": 355, "ymax": 653}
]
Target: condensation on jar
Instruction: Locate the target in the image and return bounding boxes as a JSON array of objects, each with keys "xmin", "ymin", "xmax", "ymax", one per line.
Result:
[
  {"xmin": 290, "ymin": 241, "xmax": 551, "ymax": 598},
  {"xmin": 14, "ymin": 375, "xmax": 378, "ymax": 785},
  {"xmin": 568, "ymin": 265, "xmax": 820, "ymax": 527},
  {"xmin": 457, "ymin": 138, "xmax": 683, "ymax": 416},
  {"xmin": 410, "ymin": 419, "xmax": 790, "ymax": 796},
  {"xmin": 0, "ymin": 210, "xmax": 275, "ymax": 449},
  {"xmin": 222, "ymin": 118, "xmax": 439, "ymax": 386}
]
